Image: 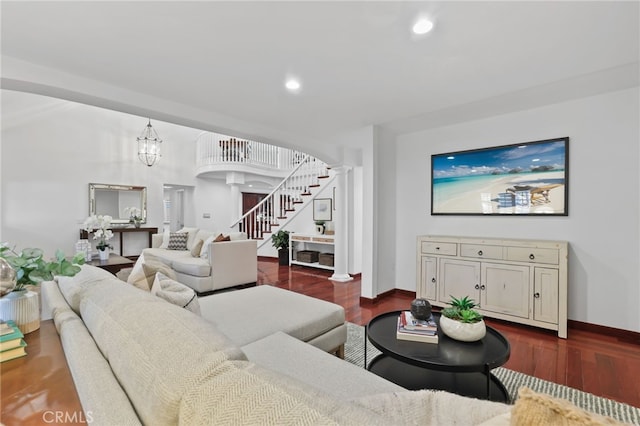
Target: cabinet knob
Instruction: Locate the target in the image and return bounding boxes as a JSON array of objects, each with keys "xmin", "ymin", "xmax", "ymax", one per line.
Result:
[
  {"xmin": 480, "ymin": 285, "xmax": 486, "ymax": 290},
  {"xmin": 435, "ymin": 247, "xmax": 440, "ymax": 250},
  {"xmin": 534, "ymin": 292, "xmax": 540, "ymax": 298},
  {"xmin": 475, "ymin": 284, "xmax": 480, "ymax": 290},
  {"xmin": 431, "ymin": 277, "xmax": 436, "ymax": 283},
  {"xmin": 478, "ymin": 250, "xmax": 483, "ymax": 256},
  {"xmin": 529, "ymin": 253, "xmax": 535, "ymax": 260}
]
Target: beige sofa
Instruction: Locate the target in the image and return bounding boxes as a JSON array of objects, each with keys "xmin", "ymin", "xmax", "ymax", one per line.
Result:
[
  {"xmin": 143, "ymin": 227, "xmax": 257, "ymax": 293},
  {"xmin": 41, "ymin": 265, "xmax": 518, "ymax": 425}
]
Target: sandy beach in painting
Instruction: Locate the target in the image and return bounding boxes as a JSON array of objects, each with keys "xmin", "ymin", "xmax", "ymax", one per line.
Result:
[{"xmin": 433, "ymin": 171, "xmax": 565, "ymax": 214}]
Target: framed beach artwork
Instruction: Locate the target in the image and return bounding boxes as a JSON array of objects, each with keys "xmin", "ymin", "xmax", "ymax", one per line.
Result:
[{"xmin": 431, "ymin": 137, "xmax": 568, "ymax": 216}]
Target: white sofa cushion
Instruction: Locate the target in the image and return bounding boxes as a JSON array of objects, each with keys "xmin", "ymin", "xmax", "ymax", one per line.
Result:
[
  {"xmin": 172, "ymin": 257, "xmax": 211, "ymax": 277},
  {"xmin": 56, "ymin": 265, "xmax": 120, "ymax": 315},
  {"xmin": 151, "ymin": 272, "xmax": 201, "ymax": 315},
  {"xmin": 79, "ymin": 280, "xmax": 246, "ymax": 426},
  {"xmin": 177, "ymin": 226, "xmax": 200, "ymax": 250}
]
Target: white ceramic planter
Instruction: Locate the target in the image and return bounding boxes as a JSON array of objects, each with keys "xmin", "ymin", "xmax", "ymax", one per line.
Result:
[
  {"xmin": 0, "ymin": 289, "xmax": 40, "ymax": 334},
  {"xmin": 439, "ymin": 315, "xmax": 486, "ymax": 342},
  {"xmin": 98, "ymin": 248, "xmax": 110, "ymax": 260}
]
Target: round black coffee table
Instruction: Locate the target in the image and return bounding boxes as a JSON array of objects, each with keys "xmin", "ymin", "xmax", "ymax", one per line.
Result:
[{"xmin": 365, "ymin": 311, "xmax": 511, "ymax": 403}]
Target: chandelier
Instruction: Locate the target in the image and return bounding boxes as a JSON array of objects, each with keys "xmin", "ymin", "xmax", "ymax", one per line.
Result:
[{"xmin": 136, "ymin": 119, "xmax": 162, "ymax": 167}]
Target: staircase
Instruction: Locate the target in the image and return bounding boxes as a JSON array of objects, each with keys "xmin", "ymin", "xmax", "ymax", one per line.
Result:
[{"xmin": 230, "ymin": 155, "xmax": 334, "ymax": 248}]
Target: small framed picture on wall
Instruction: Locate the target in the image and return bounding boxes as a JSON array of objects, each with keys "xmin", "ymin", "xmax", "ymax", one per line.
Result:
[{"xmin": 313, "ymin": 198, "xmax": 332, "ymax": 221}]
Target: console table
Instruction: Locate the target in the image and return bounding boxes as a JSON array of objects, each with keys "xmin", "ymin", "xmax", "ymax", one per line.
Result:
[
  {"xmin": 80, "ymin": 226, "xmax": 158, "ymax": 258},
  {"xmin": 1, "ymin": 320, "xmax": 85, "ymax": 424}
]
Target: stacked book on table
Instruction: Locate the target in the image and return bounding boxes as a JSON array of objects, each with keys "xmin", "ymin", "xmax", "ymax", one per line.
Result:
[
  {"xmin": 0, "ymin": 320, "xmax": 27, "ymax": 362},
  {"xmin": 396, "ymin": 311, "xmax": 438, "ymax": 344}
]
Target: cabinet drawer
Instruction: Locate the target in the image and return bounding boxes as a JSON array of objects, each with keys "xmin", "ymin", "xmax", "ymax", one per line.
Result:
[
  {"xmin": 506, "ymin": 247, "xmax": 559, "ymax": 264},
  {"xmin": 291, "ymin": 235, "xmax": 311, "ymax": 241},
  {"xmin": 421, "ymin": 241, "xmax": 457, "ymax": 256},
  {"xmin": 460, "ymin": 244, "xmax": 503, "ymax": 260}
]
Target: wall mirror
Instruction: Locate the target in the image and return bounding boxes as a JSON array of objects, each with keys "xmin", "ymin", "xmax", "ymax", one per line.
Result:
[{"xmin": 89, "ymin": 183, "xmax": 147, "ymax": 225}]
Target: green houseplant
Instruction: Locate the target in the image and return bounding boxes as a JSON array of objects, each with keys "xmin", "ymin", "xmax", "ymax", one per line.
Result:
[
  {"xmin": 271, "ymin": 230, "xmax": 290, "ymax": 266},
  {"xmin": 0, "ymin": 245, "xmax": 85, "ymax": 292},
  {"xmin": 0, "ymin": 244, "xmax": 85, "ymax": 334},
  {"xmin": 440, "ymin": 295, "xmax": 486, "ymax": 342}
]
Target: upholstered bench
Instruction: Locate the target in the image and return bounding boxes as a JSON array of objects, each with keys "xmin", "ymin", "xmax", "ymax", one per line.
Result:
[{"xmin": 198, "ymin": 285, "xmax": 347, "ymax": 357}]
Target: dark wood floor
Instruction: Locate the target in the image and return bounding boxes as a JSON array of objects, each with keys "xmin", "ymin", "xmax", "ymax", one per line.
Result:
[{"xmin": 257, "ymin": 259, "xmax": 640, "ymax": 408}]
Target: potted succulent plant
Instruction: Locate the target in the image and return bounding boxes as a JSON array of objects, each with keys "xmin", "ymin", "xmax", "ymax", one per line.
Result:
[
  {"xmin": 439, "ymin": 295, "xmax": 486, "ymax": 342},
  {"xmin": 271, "ymin": 230, "xmax": 290, "ymax": 266},
  {"xmin": 0, "ymin": 244, "xmax": 85, "ymax": 333}
]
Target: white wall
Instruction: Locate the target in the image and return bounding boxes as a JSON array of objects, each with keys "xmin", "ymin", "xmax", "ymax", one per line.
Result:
[
  {"xmin": 393, "ymin": 87, "xmax": 640, "ymax": 332},
  {"xmin": 1, "ymin": 90, "xmax": 201, "ymax": 256}
]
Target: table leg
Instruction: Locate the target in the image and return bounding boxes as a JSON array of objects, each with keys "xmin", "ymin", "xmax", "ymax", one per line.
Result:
[
  {"xmin": 364, "ymin": 326, "xmax": 368, "ymax": 369},
  {"xmin": 485, "ymin": 364, "xmax": 491, "ymax": 399}
]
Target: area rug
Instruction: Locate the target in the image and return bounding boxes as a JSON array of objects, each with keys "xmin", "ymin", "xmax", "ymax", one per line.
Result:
[{"xmin": 345, "ymin": 322, "xmax": 640, "ymax": 425}]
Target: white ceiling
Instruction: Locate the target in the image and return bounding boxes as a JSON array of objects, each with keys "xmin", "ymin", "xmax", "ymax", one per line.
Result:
[{"xmin": 1, "ymin": 1, "xmax": 639, "ymax": 149}]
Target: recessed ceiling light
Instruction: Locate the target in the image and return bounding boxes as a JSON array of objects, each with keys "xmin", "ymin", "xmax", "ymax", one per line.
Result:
[
  {"xmin": 412, "ymin": 19, "xmax": 434, "ymax": 35},
  {"xmin": 285, "ymin": 79, "xmax": 301, "ymax": 91}
]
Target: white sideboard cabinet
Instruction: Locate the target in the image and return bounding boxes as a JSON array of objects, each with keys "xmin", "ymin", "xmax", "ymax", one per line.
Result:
[{"xmin": 416, "ymin": 235, "xmax": 568, "ymax": 338}]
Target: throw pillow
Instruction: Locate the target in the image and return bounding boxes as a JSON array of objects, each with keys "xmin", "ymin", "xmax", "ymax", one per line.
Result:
[
  {"xmin": 190, "ymin": 239, "xmax": 204, "ymax": 257},
  {"xmin": 213, "ymin": 233, "xmax": 226, "ymax": 243},
  {"xmin": 511, "ymin": 387, "xmax": 622, "ymax": 425},
  {"xmin": 151, "ymin": 272, "xmax": 201, "ymax": 315},
  {"xmin": 159, "ymin": 229, "xmax": 170, "ymax": 249},
  {"xmin": 167, "ymin": 232, "xmax": 189, "ymax": 250},
  {"xmin": 200, "ymin": 235, "xmax": 215, "ymax": 259},
  {"xmin": 127, "ymin": 253, "xmax": 177, "ymax": 291},
  {"xmin": 177, "ymin": 227, "xmax": 200, "ymax": 250}
]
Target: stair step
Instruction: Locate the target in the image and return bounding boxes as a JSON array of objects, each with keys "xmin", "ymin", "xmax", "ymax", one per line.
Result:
[
  {"xmin": 309, "ymin": 184, "xmax": 320, "ymax": 188},
  {"xmin": 293, "ymin": 201, "xmax": 303, "ymax": 204},
  {"xmin": 318, "ymin": 175, "xmax": 330, "ymax": 179},
  {"xmin": 277, "ymin": 216, "xmax": 288, "ymax": 219},
  {"xmin": 285, "ymin": 209, "xmax": 295, "ymax": 212},
  {"xmin": 301, "ymin": 192, "xmax": 311, "ymax": 196}
]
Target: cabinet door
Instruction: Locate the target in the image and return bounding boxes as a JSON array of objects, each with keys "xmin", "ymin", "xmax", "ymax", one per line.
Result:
[
  {"xmin": 439, "ymin": 259, "xmax": 480, "ymax": 304},
  {"xmin": 534, "ymin": 267, "xmax": 559, "ymax": 324},
  {"xmin": 419, "ymin": 256, "xmax": 437, "ymax": 301},
  {"xmin": 481, "ymin": 263, "xmax": 530, "ymax": 318}
]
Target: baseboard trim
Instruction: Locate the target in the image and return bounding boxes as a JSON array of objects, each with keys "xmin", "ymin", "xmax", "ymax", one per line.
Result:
[
  {"xmin": 360, "ymin": 289, "xmax": 415, "ymax": 306},
  {"xmin": 568, "ymin": 320, "xmax": 640, "ymax": 344},
  {"xmin": 359, "ymin": 291, "xmax": 640, "ymax": 343}
]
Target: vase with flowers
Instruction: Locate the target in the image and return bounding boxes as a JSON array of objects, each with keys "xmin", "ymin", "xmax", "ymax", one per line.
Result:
[
  {"xmin": 83, "ymin": 215, "xmax": 114, "ymax": 260},
  {"xmin": 124, "ymin": 207, "xmax": 143, "ymax": 228}
]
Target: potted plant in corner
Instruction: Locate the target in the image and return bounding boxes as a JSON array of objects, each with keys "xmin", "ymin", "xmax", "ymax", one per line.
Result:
[
  {"xmin": 271, "ymin": 230, "xmax": 290, "ymax": 266},
  {"xmin": 0, "ymin": 244, "xmax": 85, "ymax": 333},
  {"xmin": 440, "ymin": 295, "xmax": 486, "ymax": 342}
]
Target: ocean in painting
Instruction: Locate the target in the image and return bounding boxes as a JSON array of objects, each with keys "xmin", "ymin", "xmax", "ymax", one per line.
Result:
[{"xmin": 432, "ymin": 170, "xmax": 565, "ymax": 212}]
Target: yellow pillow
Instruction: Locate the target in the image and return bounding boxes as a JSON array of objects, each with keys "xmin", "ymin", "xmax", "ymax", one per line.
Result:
[{"xmin": 511, "ymin": 387, "xmax": 622, "ymax": 426}]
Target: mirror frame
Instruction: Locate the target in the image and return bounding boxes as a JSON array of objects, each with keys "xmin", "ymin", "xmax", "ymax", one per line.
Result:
[{"xmin": 89, "ymin": 183, "xmax": 147, "ymax": 225}]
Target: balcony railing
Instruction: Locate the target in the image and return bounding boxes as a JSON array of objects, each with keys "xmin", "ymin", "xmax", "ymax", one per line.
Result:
[{"xmin": 196, "ymin": 132, "xmax": 308, "ymax": 173}]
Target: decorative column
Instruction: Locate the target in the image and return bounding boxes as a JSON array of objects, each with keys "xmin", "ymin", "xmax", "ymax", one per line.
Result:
[
  {"xmin": 330, "ymin": 165, "xmax": 353, "ymax": 282},
  {"xmin": 226, "ymin": 172, "xmax": 244, "ymax": 231}
]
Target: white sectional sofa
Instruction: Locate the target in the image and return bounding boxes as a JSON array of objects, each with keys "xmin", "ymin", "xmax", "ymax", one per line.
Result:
[
  {"xmin": 41, "ymin": 265, "xmax": 517, "ymax": 425},
  {"xmin": 143, "ymin": 227, "xmax": 257, "ymax": 293}
]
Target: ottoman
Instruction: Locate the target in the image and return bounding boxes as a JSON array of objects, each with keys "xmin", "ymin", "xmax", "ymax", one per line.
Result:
[{"xmin": 198, "ymin": 285, "xmax": 347, "ymax": 357}]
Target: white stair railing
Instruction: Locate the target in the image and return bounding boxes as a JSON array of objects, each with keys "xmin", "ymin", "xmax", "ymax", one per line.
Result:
[{"xmin": 230, "ymin": 155, "xmax": 331, "ymax": 245}]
